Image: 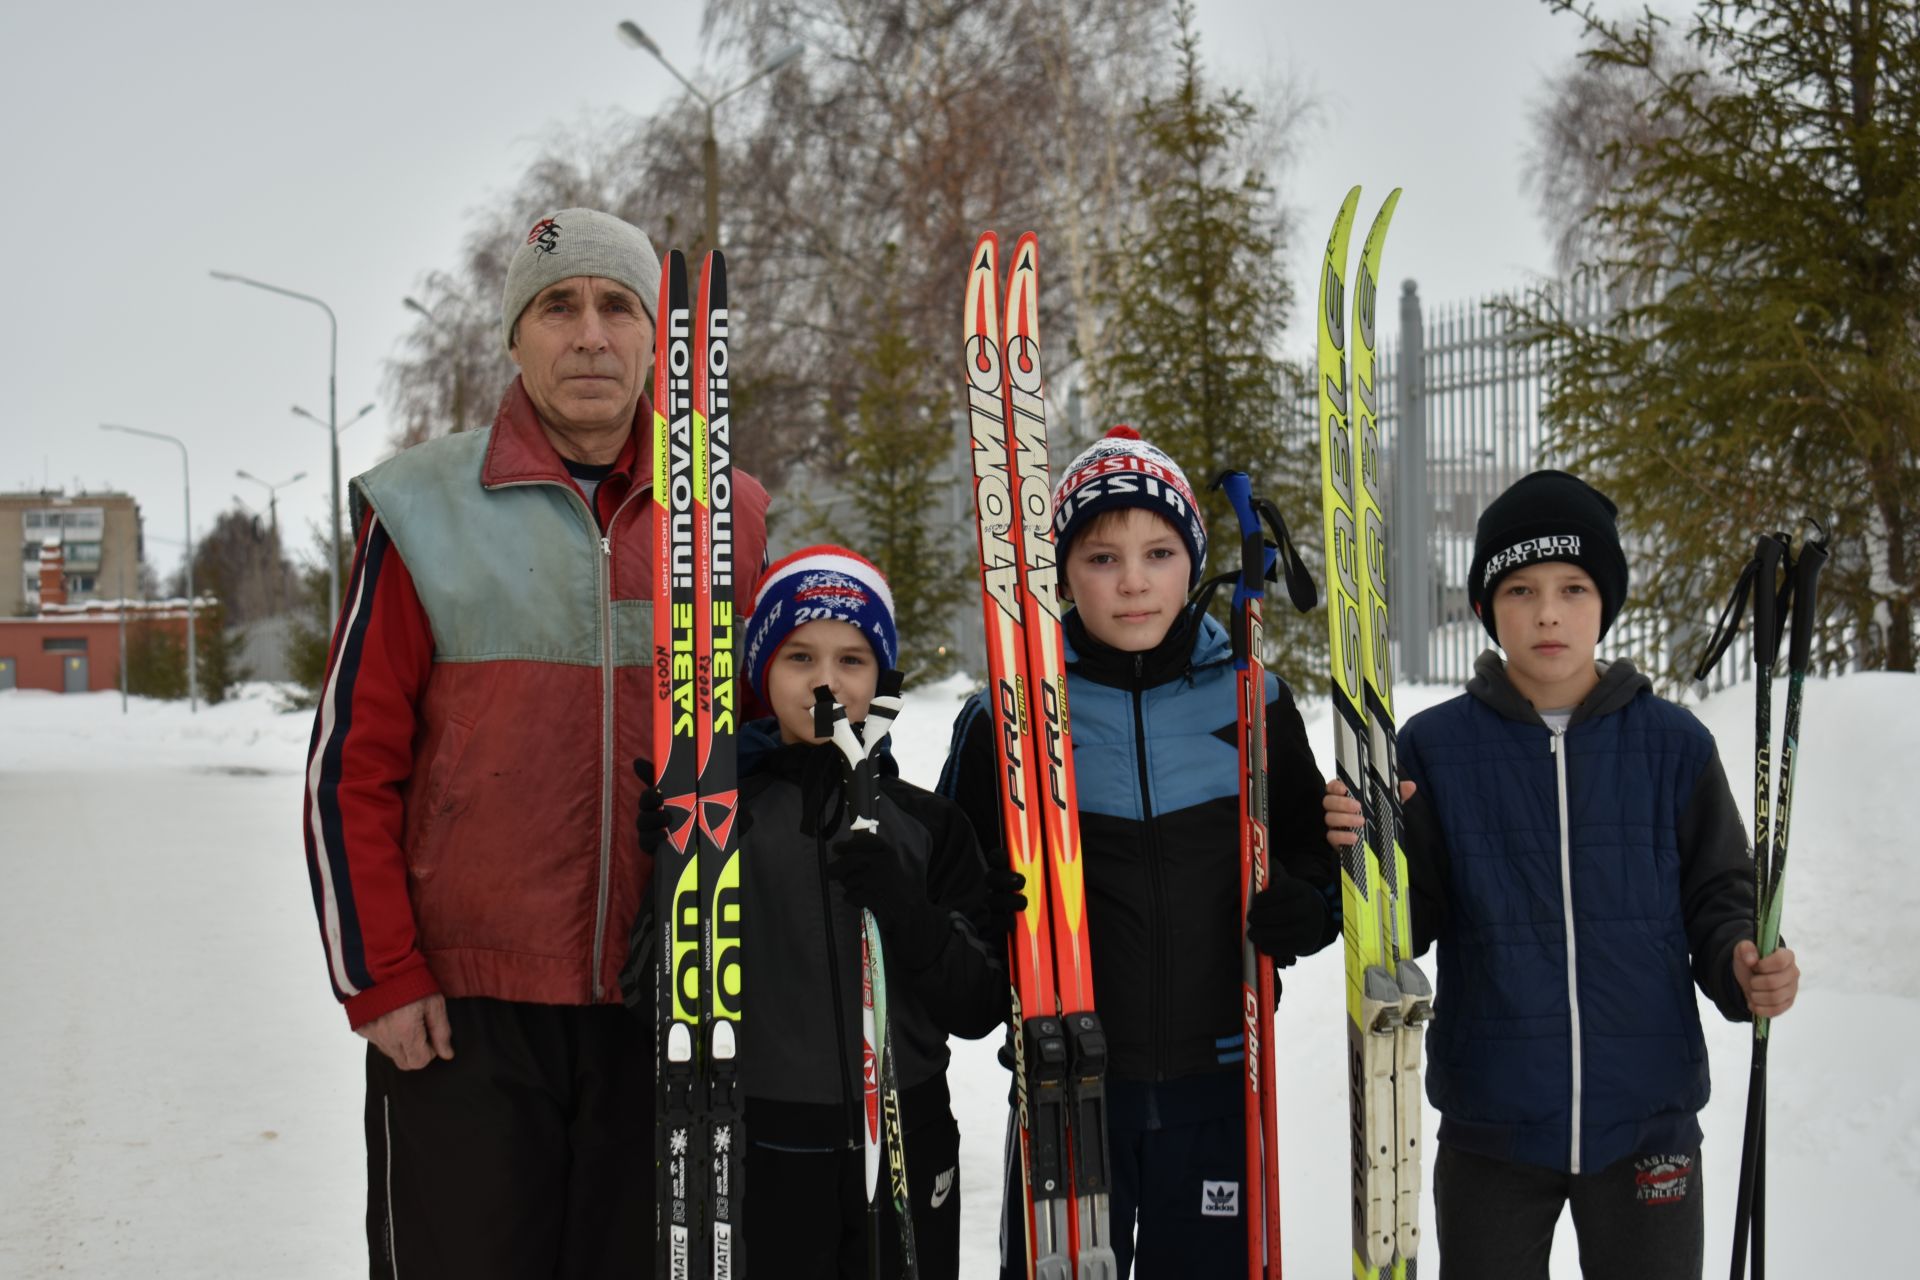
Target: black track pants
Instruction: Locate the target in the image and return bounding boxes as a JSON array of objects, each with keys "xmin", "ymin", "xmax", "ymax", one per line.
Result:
[
  {"xmin": 744, "ymin": 1108, "xmax": 963, "ymax": 1279},
  {"xmin": 1434, "ymin": 1142, "xmax": 1704, "ymax": 1280},
  {"xmin": 999, "ymin": 1073, "xmax": 1247, "ymax": 1280},
  {"xmin": 364, "ymin": 997, "xmax": 654, "ymax": 1279}
]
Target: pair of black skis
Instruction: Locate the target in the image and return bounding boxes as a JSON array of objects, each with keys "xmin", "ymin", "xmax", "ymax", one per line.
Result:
[
  {"xmin": 1696, "ymin": 521, "xmax": 1829, "ymax": 1280},
  {"xmin": 651, "ymin": 248, "xmax": 744, "ymax": 1280},
  {"xmin": 649, "ymin": 250, "xmax": 921, "ymax": 1280}
]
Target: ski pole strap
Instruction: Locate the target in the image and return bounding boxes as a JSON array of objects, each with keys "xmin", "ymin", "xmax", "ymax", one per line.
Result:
[
  {"xmin": 1786, "ymin": 522, "xmax": 1830, "ymax": 676},
  {"xmin": 1209, "ymin": 469, "xmax": 1319, "ymax": 619},
  {"xmin": 1253, "ymin": 495, "xmax": 1318, "ymax": 614}
]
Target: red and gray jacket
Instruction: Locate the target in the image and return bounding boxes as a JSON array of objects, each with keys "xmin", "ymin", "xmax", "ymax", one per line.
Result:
[{"xmin": 301, "ymin": 377, "xmax": 770, "ymax": 1028}]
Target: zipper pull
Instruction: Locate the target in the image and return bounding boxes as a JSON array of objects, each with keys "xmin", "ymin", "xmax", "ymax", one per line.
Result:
[
  {"xmin": 600, "ymin": 536, "xmax": 612, "ymax": 557},
  {"xmin": 1549, "ymin": 728, "xmax": 1563, "ymax": 755}
]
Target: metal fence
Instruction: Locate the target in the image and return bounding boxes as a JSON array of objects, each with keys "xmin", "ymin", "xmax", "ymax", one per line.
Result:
[
  {"xmin": 931, "ymin": 274, "xmax": 1754, "ymax": 694},
  {"xmin": 1369, "ymin": 276, "xmax": 1750, "ymax": 695}
]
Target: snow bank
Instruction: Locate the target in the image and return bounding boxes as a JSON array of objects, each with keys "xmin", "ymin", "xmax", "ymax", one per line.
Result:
[{"xmin": 0, "ymin": 670, "xmax": 1911, "ymax": 1276}]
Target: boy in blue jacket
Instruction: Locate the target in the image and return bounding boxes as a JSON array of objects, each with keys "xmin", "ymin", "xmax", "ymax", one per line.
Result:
[
  {"xmin": 1327, "ymin": 470, "xmax": 1801, "ymax": 1280},
  {"xmin": 941, "ymin": 428, "xmax": 1336, "ymax": 1279}
]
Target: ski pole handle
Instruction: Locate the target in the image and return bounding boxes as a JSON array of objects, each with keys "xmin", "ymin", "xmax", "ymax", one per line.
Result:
[
  {"xmin": 1786, "ymin": 526, "xmax": 1829, "ymax": 677},
  {"xmin": 1751, "ymin": 533, "xmax": 1788, "ymax": 673},
  {"xmin": 1212, "ymin": 470, "xmax": 1265, "ymax": 601}
]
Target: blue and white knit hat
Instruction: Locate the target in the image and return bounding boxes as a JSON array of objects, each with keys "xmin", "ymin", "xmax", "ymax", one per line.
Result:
[
  {"xmin": 1051, "ymin": 425, "xmax": 1208, "ymax": 587},
  {"xmin": 744, "ymin": 546, "xmax": 899, "ymax": 703}
]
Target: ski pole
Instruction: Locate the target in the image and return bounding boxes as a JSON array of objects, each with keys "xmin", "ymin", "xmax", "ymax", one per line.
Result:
[
  {"xmin": 1727, "ymin": 531, "xmax": 1788, "ymax": 1280},
  {"xmin": 1748, "ymin": 525, "xmax": 1827, "ymax": 1280},
  {"xmin": 816, "ymin": 675, "xmax": 920, "ymax": 1280}
]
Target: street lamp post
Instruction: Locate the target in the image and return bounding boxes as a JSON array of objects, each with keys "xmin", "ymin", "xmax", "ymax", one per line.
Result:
[
  {"xmin": 403, "ymin": 297, "xmax": 467, "ymax": 436},
  {"xmin": 236, "ymin": 468, "xmax": 308, "ymax": 545},
  {"xmin": 289, "ymin": 402, "xmax": 372, "ymax": 596},
  {"xmin": 100, "ymin": 423, "xmax": 197, "ymax": 713},
  {"xmin": 209, "ymin": 269, "xmax": 342, "ymax": 625},
  {"xmin": 615, "ymin": 23, "xmax": 803, "ymax": 253}
]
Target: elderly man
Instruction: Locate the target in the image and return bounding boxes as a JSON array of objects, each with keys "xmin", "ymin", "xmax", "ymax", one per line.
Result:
[{"xmin": 302, "ymin": 208, "xmax": 770, "ymax": 1277}]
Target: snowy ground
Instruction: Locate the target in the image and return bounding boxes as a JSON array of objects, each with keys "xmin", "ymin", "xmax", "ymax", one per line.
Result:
[{"xmin": 1, "ymin": 670, "xmax": 1914, "ymax": 1276}]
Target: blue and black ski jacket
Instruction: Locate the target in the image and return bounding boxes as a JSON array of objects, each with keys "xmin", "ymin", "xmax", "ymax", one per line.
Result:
[
  {"xmin": 1397, "ymin": 652, "xmax": 1756, "ymax": 1176},
  {"xmin": 939, "ymin": 606, "xmax": 1334, "ymax": 1083}
]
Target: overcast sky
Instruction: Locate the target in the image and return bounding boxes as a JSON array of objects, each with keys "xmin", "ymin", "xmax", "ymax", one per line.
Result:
[{"xmin": 0, "ymin": 0, "xmax": 1659, "ymax": 583}]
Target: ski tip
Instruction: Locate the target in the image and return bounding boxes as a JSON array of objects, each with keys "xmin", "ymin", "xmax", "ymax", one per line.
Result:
[
  {"xmin": 1011, "ymin": 231, "xmax": 1038, "ymax": 275},
  {"xmin": 700, "ymin": 248, "xmax": 727, "ymax": 291},
  {"xmin": 971, "ymin": 231, "xmax": 999, "ymax": 274},
  {"xmin": 1363, "ymin": 189, "xmax": 1403, "ymax": 254},
  {"xmin": 1323, "ymin": 188, "xmax": 1362, "ymax": 265}
]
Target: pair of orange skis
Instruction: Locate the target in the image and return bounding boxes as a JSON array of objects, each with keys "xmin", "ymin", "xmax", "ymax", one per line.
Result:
[{"xmin": 962, "ymin": 233, "xmax": 1291, "ymax": 1279}]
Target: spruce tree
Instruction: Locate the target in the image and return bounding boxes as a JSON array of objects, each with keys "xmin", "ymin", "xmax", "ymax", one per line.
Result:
[
  {"xmin": 1087, "ymin": 0, "xmax": 1317, "ymax": 688},
  {"xmin": 1507, "ymin": 0, "xmax": 1920, "ymax": 675},
  {"xmin": 808, "ymin": 252, "xmax": 971, "ymax": 685}
]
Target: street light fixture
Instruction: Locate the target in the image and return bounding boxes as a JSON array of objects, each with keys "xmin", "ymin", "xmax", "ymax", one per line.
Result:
[
  {"xmin": 295, "ymin": 402, "xmax": 374, "ymax": 434},
  {"xmin": 235, "ymin": 468, "xmax": 307, "ymax": 543},
  {"xmin": 403, "ymin": 297, "xmax": 469, "ymax": 436},
  {"xmin": 100, "ymin": 423, "xmax": 197, "ymax": 712},
  {"xmin": 209, "ymin": 268, "xmax": 345, "ymax": 626},
  {"xmin": 237, "ymin": 468, "xmax": 305, "ymax": 616},
  {"xmin": 615, "ymin": 22, "xmax": 803, "ymax": 252}
]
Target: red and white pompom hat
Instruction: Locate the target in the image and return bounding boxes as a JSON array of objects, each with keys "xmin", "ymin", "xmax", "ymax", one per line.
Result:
[{"xmin": 1050, "ymin": 425, "xmax": 1208, "ymax": 585}]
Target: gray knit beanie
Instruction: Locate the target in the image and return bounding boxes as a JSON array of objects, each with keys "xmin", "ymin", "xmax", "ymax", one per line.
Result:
[{"xmin": 500, "ymin": 208, "xmax": 662, "ymax": 351}]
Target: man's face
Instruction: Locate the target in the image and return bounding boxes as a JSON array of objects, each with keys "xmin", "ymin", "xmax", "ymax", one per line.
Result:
[{"xmin": 510, "ymin": 276, "xmax": 654, "ymax": 438}]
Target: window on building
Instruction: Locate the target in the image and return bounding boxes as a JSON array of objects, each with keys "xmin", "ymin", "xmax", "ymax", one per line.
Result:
[
  {"xmin": 42, "ymin": 637, "xmax": 88, "ymax": 652},
  {"xmin": 69, "ymin": 575, "xmax": 96, "ymax": 593}
]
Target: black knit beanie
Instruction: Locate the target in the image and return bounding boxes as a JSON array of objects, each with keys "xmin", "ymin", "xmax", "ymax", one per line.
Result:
[{"xmin": 1468, "ymin": 470, "xmax": 1628, "ymax": 643}]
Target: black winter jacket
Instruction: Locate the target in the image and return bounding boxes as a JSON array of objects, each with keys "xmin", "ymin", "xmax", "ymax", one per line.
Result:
[
  {"xmin": 940, "ymin": 606, "xmax": 1334, "ymax": 1083},
  {"xmin": 733, "ymin": 720, "xmax": 1006, "ymax": 1149}
]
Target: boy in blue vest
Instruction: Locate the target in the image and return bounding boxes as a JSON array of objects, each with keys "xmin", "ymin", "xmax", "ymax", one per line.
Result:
[
  {"xmin": 1326, "ymin": 470, "xmax": 1801, "ymax": 1280},
  {"xmin": 941, "ymin": 428, "xmax": 1337, "ymax": 1278}
]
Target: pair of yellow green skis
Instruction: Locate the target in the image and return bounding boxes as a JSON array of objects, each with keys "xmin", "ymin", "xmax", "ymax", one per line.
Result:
[{"xmin": 1317, "ymin": 186, "xmax": 1429, "ymax": 1280}]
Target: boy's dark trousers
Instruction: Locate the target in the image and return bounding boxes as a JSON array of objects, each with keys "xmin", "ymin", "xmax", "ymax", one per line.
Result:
[
  {"xmin": 364, "ymin": 996, "xmax": 654, "ymax": 1280},
  {"xmin": 1434, "ymin": 1141, "xmax": 1704, "ymax": 1280},
  {"xmin": 999, "ymin": 1072, "xmax": 1247, "ymax": 1280},
  {"xmin": 744, "ymin": 1103, "xmax": 963, "ymax": 1279}
]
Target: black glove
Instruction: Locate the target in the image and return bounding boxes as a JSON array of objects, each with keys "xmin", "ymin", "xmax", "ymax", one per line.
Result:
[
  {"xmin": 633, "ymin": 759, "xmax": 669, "ymax": 858},
  {"xmin": 827, "ymin": 831, "xmax": 945, "ymax": 970},
  {"xmin": 1246, "ymin": 870, "xmax": 1331, "ymax": 968},
  {"xmin": 981, "ymin": 864, "xmax": 1028, "ymax": 940}
]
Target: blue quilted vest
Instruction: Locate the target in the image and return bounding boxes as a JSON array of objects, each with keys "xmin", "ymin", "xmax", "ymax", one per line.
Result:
[{"xmin": 1398, "ymin": 658, "xmax": 1719, "ymax": 1174}]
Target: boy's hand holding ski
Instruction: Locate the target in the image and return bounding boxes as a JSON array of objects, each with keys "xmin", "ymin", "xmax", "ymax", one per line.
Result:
[
  {"xmin": 1732, "ymin": 940, "xmax": 1800, "ymax": 1019},
  {"xmin": 1321, "ymin": 777, "xmax": 1416, "ymax": 847},
  {"xmin": 1245, "ymin": 872, "xmax": 1331, "ymax": 968}
]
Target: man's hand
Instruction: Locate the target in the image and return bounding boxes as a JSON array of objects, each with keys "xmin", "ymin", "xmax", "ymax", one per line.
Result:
[
  {"xmin": 1734, "ymin": 941, "xmax": 1800, "ymax": 1019},
  {"xmin": 634, "ymin": 760, "xmax": 670, "ymax": 857},
  {"xmin": 357, "ymin": 994, "xmax": 455, "ymax": 1070},
  {"xmin": 1322, "ymin": 777, "xmax": 1417, "ymax": 847}
]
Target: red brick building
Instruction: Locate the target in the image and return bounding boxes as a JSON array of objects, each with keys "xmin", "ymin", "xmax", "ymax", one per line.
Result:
[{"xmin": 0, "ymin": 544, "xmax": 203, "ymax": 693}]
